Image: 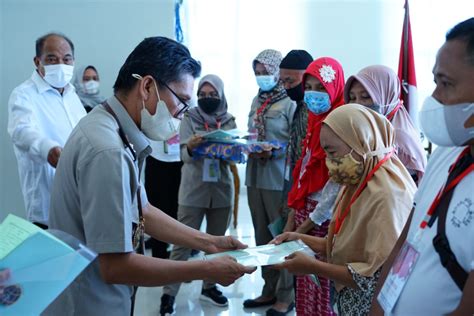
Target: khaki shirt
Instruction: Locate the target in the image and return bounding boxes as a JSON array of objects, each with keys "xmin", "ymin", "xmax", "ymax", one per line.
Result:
[
  {"xmin": 178, "ymin": 113, "xmax": 236, "ymax": 208},
  {"xmin": 245, "ymin": 96, "xmax": 296, "ymax": 191},
  {"xmin": 46, "ymin": 96, "xmax": 150, "ymax": 316}
]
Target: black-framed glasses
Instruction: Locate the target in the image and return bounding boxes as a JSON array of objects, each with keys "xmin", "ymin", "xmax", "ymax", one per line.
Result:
[{"xmin": 159, "ymin": 81, "xmax": 190, "ymax": 118}]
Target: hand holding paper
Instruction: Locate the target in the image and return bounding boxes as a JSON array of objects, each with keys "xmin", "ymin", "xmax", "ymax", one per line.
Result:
[
  {"xmin": 207, "ymin": 235, "xmax": 248, "ymax": 254},
  {"xmin": 187, "ymin": 134, "xmax": 204, "ymax": 152},
  {"xmin": 272, "ymin": 251, "xmax": 318, "ymax": 275},
  {"xmin": 269, "ymin": 231, "xmax": 302, "ymax": 245},
  {"xmin": 205, "ymin": 256, "xmax": 256, "ymax": 286}
]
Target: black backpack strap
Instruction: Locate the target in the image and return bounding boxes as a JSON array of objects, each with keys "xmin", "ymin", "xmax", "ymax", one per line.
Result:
[
  {"xmin": 431, "ymin": 153, "xmax": 472, "ymax": 291},
  {"xmin": 432, "ymin": 192, "xmax": 468, "ymax": 291}
]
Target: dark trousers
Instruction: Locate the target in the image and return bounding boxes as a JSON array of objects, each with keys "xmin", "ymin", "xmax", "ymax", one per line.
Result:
[{"xmin": 144, "ymin": 157, "xmax": 183, "ymax": 259}]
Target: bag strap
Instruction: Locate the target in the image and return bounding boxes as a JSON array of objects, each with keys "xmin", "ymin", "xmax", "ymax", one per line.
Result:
[{"xmin": 432, "ymin": 152, "xmax": 472, "ymax": 291}]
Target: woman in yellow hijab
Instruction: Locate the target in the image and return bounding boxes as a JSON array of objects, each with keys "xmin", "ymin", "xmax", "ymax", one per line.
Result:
[{"xmin": 272, "ymin": 104, "xmax": 416, "ymax": 315}]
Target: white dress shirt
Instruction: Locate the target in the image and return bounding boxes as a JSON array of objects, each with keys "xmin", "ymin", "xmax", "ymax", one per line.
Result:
[{"xmin": 7, "ymin": 70, "xmax": 86, "ymax": 225}]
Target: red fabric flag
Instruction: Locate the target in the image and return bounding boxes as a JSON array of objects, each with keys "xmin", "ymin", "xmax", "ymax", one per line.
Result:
[{"xmin": 398, "ymin": 0, "xmax": 418, "ymax": 125}]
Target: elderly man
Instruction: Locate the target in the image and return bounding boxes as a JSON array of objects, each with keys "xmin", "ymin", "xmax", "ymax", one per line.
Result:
[
  {"xmin": 45, "ymin": 36, "xmax": 255, "ymax": 316},
  {"xmin": 7, "ymin": 33, "xmax": 86, "ymax": 228},
  {"xmin": 371, "ymin": 17, "xmax": 474, "ymax": 315}
]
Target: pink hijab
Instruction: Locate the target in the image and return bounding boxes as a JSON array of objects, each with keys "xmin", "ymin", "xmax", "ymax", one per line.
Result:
[{"xmin": 344, "ymin": 65, "xmax": 427, "ymax": 180}]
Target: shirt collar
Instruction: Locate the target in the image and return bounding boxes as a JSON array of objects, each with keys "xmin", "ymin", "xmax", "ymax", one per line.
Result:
[
  {"xmin": 107, "ymin": 96, "xmax": 151, "ymax": 159},
  {"xmin": 31, "ymin": 70, "xmax": 76, "ymax": 95}
]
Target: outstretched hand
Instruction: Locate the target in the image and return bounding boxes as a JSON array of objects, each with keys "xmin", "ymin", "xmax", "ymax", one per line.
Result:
[
  {"xmin": 272, "ymin": 251, "xmax": 318, "ymax": 275},
  {"xmin": 206, "ymin": 256, "xmax": 256, "ymax": 286},
  {"xmin": 269, "ymin": 231, "xmax": 301, "ymax": 245},
  {"xmin": 207, "ymin": 235, "xmax": 248, "ymax": 254}
]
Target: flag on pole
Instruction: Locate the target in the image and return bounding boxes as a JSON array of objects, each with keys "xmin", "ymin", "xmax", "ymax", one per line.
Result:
[{"xmin": 398, "ymin": 0, "xmax": 418, "ymax": 126}]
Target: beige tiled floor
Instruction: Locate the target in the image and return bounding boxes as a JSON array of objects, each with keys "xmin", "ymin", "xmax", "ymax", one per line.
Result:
[{"xmin": 134, "ymin": 191, "xmax": 296, "ymax": 316}]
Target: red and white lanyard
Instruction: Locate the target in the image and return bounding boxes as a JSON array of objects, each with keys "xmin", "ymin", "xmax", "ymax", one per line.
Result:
[
  {"xmin": 204, "ymin": 121, "xmax": 221, "ymax": 131},
  {"xmin": 418, "ymin": 147, "xmax": 474, "ymax": 231},
  {"xmin": 334, "ymin": 149, "xmax": 394, "ymax": 234},
  {"xmin": 386, "ymin": 102, "xmax": 403, "ymax": 121}
]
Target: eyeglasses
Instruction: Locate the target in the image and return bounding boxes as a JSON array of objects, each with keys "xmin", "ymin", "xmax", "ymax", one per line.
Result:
[{"xmin": 159, "ymin": 81, "xmax": 190, "ymax": 119}]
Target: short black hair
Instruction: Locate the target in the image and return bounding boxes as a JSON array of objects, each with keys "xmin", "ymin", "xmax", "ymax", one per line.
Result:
[
  {"xmin": 446, "ymin": 17, "xmax": 474, "ymax": 64},
  {"xmin": 113, "ymin": 36, "xmax": 201, "ymax": 94},
  {"xmin": 35, "ymin": 32, "xmax": 75, "ymax": 57}
]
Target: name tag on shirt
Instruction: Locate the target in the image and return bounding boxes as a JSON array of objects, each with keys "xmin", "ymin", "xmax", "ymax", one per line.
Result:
[
  {"xmin": 377, "ymin": 241, "xmax": 420, "ymax": 313},
  {"xmin": 297, "ymin": 149, "xmax": 311, "ymax": 188},
  {"xmin": 203, "ymin": 158, "xmax": 220, "ymax": 182},
  {"xmin": 284, "ymin": 155, "xmax": 291, "ymax": 181}
]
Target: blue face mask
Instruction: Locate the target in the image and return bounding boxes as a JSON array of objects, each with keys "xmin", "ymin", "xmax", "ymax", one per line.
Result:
[
  {"xmin": 304, "ymin": 91, "xmax": 331, "ymax": 114},
  {"xmin": 256, "ymin": 75, "xmax": 277, "ymax": 91},
  {"xmin": 366, "ymin": 104, "xmax": 382, "ymax": 114}
]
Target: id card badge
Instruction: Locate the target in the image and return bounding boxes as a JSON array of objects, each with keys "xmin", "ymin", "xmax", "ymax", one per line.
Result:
[
  {"xmin": 284, "ymin": 155, "xmax": 291, "ymax": 181},
  {"xmin": 377, "ymin": 241, "xmax": 420, "ymax": 313},
  {"xmin": 203, "ymin": 158, "xmax": 220, "ymax": 182}
]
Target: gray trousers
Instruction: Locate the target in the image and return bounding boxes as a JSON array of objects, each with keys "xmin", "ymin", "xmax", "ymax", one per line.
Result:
[
  {"xmin": 163, "ymin": 205, "xmax": 232, "ymax": 296},
  {"xmin": 247, "ymin": 187, "xmax": 294, "ymax": 303}
]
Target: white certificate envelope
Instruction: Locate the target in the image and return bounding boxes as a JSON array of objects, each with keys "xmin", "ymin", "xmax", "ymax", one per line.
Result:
[{"xmin": 204, "ymin": 240, "xmax": 306, "ymax": 266}]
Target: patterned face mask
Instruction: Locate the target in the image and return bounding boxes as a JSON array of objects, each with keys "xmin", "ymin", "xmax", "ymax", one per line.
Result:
[
  {"xmin": 325, "ymin": 151, "xmax": 364, "ymax": 185},
  {"xmin": 304, "ymin": 91, "xmax": 331, "ymax": 114}
]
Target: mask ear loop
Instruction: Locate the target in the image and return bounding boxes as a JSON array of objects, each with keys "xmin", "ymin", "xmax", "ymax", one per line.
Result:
[
  {"xmin": 132, "ymin": 73, "xmax": 164, "ymax": 112},
  {"xmin": 132, "ymin": 74, "xmax": 147, "ymax": 112}
]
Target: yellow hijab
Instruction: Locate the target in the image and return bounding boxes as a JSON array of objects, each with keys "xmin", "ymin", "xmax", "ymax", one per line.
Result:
[{"xmin": 324, "ymin": 104, "xmax": 416, "ymax": 291}]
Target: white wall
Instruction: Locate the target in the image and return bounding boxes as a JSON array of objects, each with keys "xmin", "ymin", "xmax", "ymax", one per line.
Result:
[{"xmin": 0, "ymin": 0, "xmax": 175, "ymax": 221}]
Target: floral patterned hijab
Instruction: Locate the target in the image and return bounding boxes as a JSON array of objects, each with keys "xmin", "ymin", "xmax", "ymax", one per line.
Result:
[
  {"xmin": 287, "ymin": 57, "xmax": 345, "ymax": 210},
  {"xmin": 252, "ymin": 49, "xmax": 288, "ymax": 141}
]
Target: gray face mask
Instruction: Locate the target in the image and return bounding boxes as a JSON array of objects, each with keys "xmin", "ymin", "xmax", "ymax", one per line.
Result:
[{"xmin": 366, "ymin": 104, "xmax": 382, "ymax": 114}]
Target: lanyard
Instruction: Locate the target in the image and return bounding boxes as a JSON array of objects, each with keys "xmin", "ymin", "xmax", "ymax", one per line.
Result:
[
  {"xmin": 204, "ymin": 120, "xmax": 221, "ymax": 131},
  {"xmin": 386, "ymin": 102, "xmax": 403, "ymax": 121},
  {"xmin": 256, "ymin": 97, "xmax": 272, "ymax": 116},
  {"xmin": 103, "ymin": 102, "xmax": 137, "ymax": 161},
  {"xmin": 419, "ymin": 147, "xmax": 473, "ymax": 230},
  {"xmin": 334, "ymin": 150, "xmax": 394, "ymax": 234}
]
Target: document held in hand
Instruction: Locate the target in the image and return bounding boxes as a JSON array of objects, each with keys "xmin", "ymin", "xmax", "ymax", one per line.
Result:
[
  {"xmin": 201, "ymin": 128, "xmax": 255, "ymax": 143},
  {"xmin": 205, "ymin": 240, "xmax": 306, "ymax": 267},
  {"xmin": 0, "ymin": 214, "xmax": 96, "ymax": 315},
  {"xmin": 204, "ymin": 240, "xmax": 321, "ymax": 288}
]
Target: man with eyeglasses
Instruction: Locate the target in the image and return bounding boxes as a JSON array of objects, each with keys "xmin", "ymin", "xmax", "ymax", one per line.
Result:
[
  {"xmin": 44, "ymin": 36, "xmax": 256, "ymax": 316},
  {"xmin": 7, "ymin": 32, "xmax": 86, "ymax": 229}
]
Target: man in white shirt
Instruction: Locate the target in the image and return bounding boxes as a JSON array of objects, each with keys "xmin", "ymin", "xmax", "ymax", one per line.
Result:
[
  {"xmin": 371, "ymin": 18, "xmax": 474, "ymax": 315},
  {"xmin": 7, "ymin": 33, "xmax": 86, "ymax": 228}
]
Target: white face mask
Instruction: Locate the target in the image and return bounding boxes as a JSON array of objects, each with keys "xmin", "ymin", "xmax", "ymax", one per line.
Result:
[
  {"xmin": 82, "ymin": 80, "xmax": 99, "ymax": 94},
  {"xmin": 43, "ymin": 64, "xmax": 74, "ymax": 88},
  {"xmin": 419, "ymin": 96, "xmax": 474, "ymax": 146},
  {"xmin": 133, "ymin": 74, "xmax": 181, "ymax": 141}
]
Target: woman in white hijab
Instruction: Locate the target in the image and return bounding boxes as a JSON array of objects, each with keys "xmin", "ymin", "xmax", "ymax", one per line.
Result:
[{"xmin": 72, "ymin": 65, "xmax": 106, "ymax": 112}]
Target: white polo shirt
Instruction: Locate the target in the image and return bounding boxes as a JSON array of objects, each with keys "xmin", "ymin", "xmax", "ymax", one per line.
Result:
[
  {"xmin": 7, "ymin": 70, "xmax": 86, "ymax": 224},
  {"xmin": 390, "ymin": 146, "xmax": 474, "ymax": 315}
]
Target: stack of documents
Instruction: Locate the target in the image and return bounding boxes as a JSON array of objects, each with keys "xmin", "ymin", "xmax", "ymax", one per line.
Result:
[
  {"xmin": 0, "ymin": 214, "xmax": 96, "ymax": 315},
  {"xmin": 201, "ymin": 129, "xmax": 255, "ymax": 143}
]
